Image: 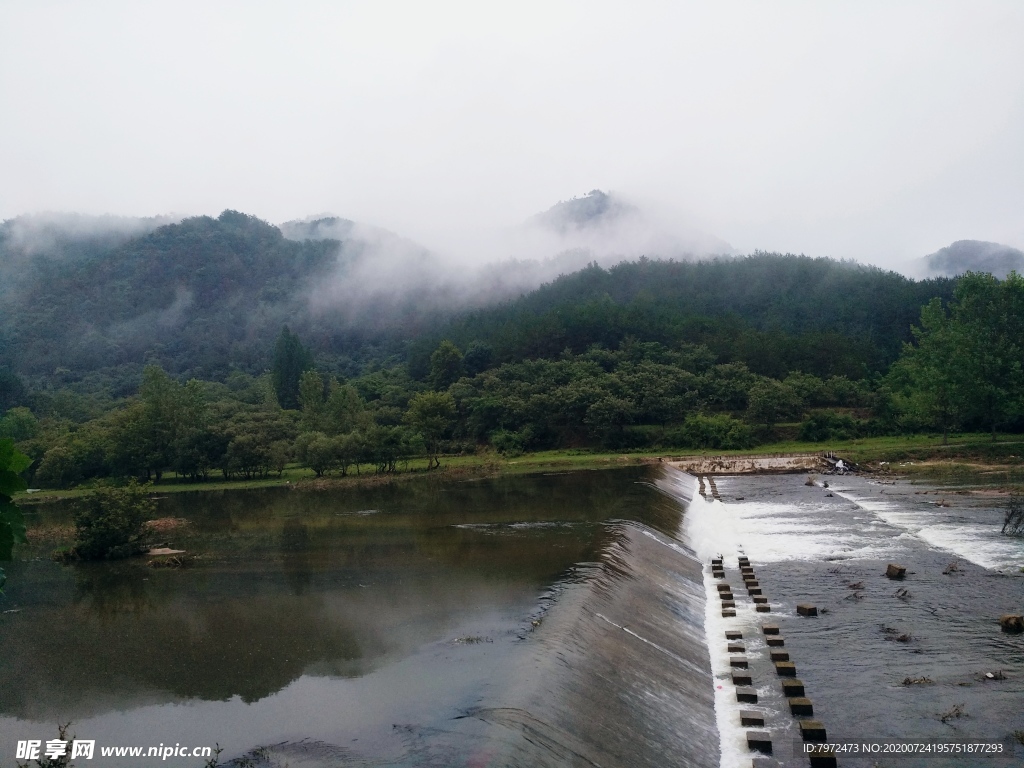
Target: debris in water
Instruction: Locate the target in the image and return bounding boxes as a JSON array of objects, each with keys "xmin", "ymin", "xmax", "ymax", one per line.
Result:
[
  {"xmin": 902, "ymin": 676, "xmax": 933, "ymax": 685},
  {"xmin": 938, "ymin": 703, "xmax": 966, "ymax": 723},
  {"xmin": 999, "ymin": 614, "xmax": 1023, "ymax": 633},
  {"xmin": 942, "ymin": 561, "xmax": 960, "ymax": 575},
  {"xmin": 885, "ymin": 563, "xmax": 907, "ymax": 580}
]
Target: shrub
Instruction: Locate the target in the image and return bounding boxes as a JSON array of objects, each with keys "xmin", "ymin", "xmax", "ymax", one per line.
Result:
[
  {"xmin": 666, "ymin": 414, "xmax": 755, "ymax": 450},
  {"xmin": 798, "ymin": 411, "xmax": 864, "ymax": 442},
  {"xmin": 67, "ymin": 480, "xmax": 155, "ymax": 561}
]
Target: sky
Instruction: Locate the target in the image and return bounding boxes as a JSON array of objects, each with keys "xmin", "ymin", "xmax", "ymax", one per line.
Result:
[{"xmin": 2, "ymin": 0, "xmax": 1023, "ymax": 267}]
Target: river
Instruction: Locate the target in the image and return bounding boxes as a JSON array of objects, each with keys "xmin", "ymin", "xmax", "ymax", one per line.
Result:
[{"xmin": 1, "ymin": 467, "xmax": 1022, "ymax": 767}]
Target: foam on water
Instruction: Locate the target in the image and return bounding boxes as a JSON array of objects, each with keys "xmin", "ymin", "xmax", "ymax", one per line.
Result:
[
  {"xmin": 657, "ymin": 468, "xmax": 753, "ymax": 768},
  {"xmin": 830, "ymin": 482, "xmax": 1024, "ymax": 571}
]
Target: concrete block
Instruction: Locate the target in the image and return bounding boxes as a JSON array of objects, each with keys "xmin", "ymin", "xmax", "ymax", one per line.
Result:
[
  {"xmin": 769, "ymin": 650, "xmax": 790, "ymax": 662},
  {"xmin": 788, "ymin": 696, "xmax": 813, "ymax": 716},
  {"xmin": 721, "ymin": 600, "xmax": 736, "ymax": 609},
  {"xmin": 755, "ymin": 604, "xmax": 771, "ymax": 613},
  {"xmin": 713, "ymin": 571, "xmax": 726, "ymax": 579},
  {"xmin": 766, "ymin": 636, "xmax": 785, "ymax": 647},
  {"xmin": 781, "ymin": 678, "xmax": 805, "ymax": 697},
  {"xmin": 732, "ymin": 671, "xmax": 753, "ymax": 686},
  {"xmin": 727, "ymin": 643, "xmax": 745, "ymax": 653},
  {"xmin": 762, "ymin": 624, "xmax": 780, "ymax": 635},
  {"xmin": 717, "ymin": 583, "xmax": 732, "ymax": 593},
  {"xmin": 753, "ymin": 596, "xmax": 768, "ymax": 605},
  {"xmin": 729, "ymin": 656, "xmax": 749, "ymax": 669},
  {"xmin": 886, "ymin": 563, "xmax": 907, "ymax": 579},
  {"xmin": 742, "ymin": 573, "xmax": 756, "ymax": 581},
  {"xmin": 799, "ymin": 720, "xmax": 827, "ymax": 742},
  {"xmin": 747, "ymin": 587, "xmax": 762, "ymax": 596},
  {"xmin": 746, "ymin": 731, "xmax": 772, "ymax": 754},
  {"xmin": 775, "ymin": 661, "xmax": 797, "ymax": 677},
  {"xmin": 739, "ymin": 710, "xmax": 764, "ymax": 727},
  {"xmin": 797, "ymin": 604, "xmax": 818, "ymax": 616},
  {"xmin": 806, "ymin": 745, "xmax": 838, "ymax": 767},
  {"xmin": 725, "ymin": 630, "xmax": 742, "ymax": 640},
  {"xmin": 735, "ymin": 686, "xmax": 758, "ymax": 703},
  {"xmin": 722, "ymin": 609, "xmax": 736, "ymax": 617},
  {"xmin": 711, "ymin": 558, "xmax": 723, "ymax": 566}
]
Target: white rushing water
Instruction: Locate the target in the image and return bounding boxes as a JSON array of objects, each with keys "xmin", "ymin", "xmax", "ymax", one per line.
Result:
[
  {"xmin": 658, "ymin": 469, "xmax": 753, "ymax": 768},
  {"xmin": 829, "ymin": 483, "xmax": 1024, "ymax": 571}
]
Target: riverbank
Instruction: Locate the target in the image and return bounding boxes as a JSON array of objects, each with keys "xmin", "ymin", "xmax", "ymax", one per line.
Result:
[{"xmin": 14, "ymin": 432, "xmax": 1024, "ymax": 504}]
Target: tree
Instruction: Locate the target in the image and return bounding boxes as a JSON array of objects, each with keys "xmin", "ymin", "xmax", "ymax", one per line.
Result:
[
  {"xmin": 0, "ymin": 407, "xmax": 38, "ymax": 441},
  {"xmin": 428, "ymin": 340, "xmax": 464, "ymax": 390},
  {"xmin": 69, "ymin": 480, "xmax": 155, "ymax": 561},
  {"xmin": 886, "ymin": 298, "xmax": 964, "ymax": 442},
  {"xmin": 891, "ymin": 273, "xmax": 1024, "ymax": 441},
  {"xmin": 746, "ymin": 379, "xmax": 802, "ymax": 431},
  {"xmin": 298, "ymin": 370, "xmax": 326, "ymax": 432},
  {"xmin": 949, "ymin": 273, "xmax": 1024, "ymax": 440},
  {"xmin": 405, "ymin": 392, "xmax": 455, "ymax": 469},
  {"xmin": 463, "ymin": 341, "xmax": 494, "ymax": 376},
  {"xmin": 272, "ymin": 326, "xmax": 315, "ymax": 409},
  {"xmin": 295, "ymin": 432, "xmax": 336, "ymax": 477},
  {"xmin": 0, "ymin": 370, "xmax": 28, "ymax": 414},
  {"xmin": 324, "ymin": 379, "xmax": 365, "ymax": 434},
  {"xmin": 0, "ymin": 439, "xmax": 30, "ymax": 590}
]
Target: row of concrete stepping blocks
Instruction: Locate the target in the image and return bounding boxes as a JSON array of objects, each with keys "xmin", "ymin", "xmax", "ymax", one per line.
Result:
[
  {"xmin": 712, "ymin": 555, "xmax": 837, "ymax": 767},
  {"xmin": 697, "ymin": 475, "xmax": 722, "ymax": 500},
  {"xmin": 713, "ymin": 555, "xmax": 770, "ymax": 616}
]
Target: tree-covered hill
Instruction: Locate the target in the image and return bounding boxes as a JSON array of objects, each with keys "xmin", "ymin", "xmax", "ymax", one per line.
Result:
[
  {"xmin": 0, "ymin": 211, "xmax": 339, "ymax": 387},
  {"xmin": 1, "ymin": 208, "xmax": 955, "ymax": 401},
  {"xmin": 410, "ymin": 255, "xmax": 955, "ymax": 380}
]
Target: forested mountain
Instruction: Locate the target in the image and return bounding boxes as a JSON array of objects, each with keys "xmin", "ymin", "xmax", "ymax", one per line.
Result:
[
  {"xmin": 410, "ymin": 256, "xmax": 955, "ymax": 380},
  {"xmin": 2, "ymin": 205, "xmax": 1020, "ymax": 490},
  {"xmin": 0, "ymin": 211, "xmax": 338, "ymax": 388},
  {"xmin": 1, "ymin": 208, "xmax": 956, "ymax": 402}
]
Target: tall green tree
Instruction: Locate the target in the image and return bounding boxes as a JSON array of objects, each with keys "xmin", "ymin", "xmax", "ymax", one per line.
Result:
[
  {"xmin": 428, "ymin": 340, "xmax": 464, "ymax": 390},
  {"xmin": 887, "ymin": 298, "xmax": 964, "ymax": 442},
  {"xmin": 951, "ymin": 272, "xmax": 1024, "ymax": 440},
  {"xmin": 892, "ymin": 273, "xmax": 1024, "ymax": 441},
  {"xmin": 405, "ymin": 392, "xmax": 455, "ymax": 469},
  {"xmin": 298, "ymin": 370, "xmax": 327, "ymax": 432},
  {"xmin": 272, "ymin": 326, "xmax": 315, "ymax": 409}
]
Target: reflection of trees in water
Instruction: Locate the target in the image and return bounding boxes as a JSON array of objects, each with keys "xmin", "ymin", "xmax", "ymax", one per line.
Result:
[
  {"xmin": 2, "ymin": 590, "xmax": 364, "ymax": 718},
  {"xmin": 280, "ymin": 517, "xmax": 311, "ymax": 595},
  {"xmin": 73, "ymin": 562, "xmax": 160, "ymax": 620}
]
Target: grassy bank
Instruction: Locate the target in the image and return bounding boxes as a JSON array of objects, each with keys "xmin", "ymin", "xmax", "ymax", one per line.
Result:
[{"xmin": 15, "ymin": 433, "xmax": 1023, "ymax": 503}]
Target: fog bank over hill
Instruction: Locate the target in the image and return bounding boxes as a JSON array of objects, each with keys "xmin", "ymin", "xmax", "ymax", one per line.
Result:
[{"xmin": 280, "ymin": 190, "xmax": 735, "ymax": 318}]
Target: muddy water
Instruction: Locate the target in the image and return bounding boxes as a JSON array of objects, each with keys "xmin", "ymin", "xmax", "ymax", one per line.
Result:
[{"xmin": 0, "ymin": 470, "xmax": 714, "ymax": 767}]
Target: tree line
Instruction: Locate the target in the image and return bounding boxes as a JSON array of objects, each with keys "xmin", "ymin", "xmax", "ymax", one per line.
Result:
[{"xmin": 1, "ymin": 271, "xmax": 1021, "ymax": 489}]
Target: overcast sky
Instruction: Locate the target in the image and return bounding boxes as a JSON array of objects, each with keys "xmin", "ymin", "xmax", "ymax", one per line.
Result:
[{"xmin": 2, "ymin": 1, "xmax": 1023, "ymax": 267}]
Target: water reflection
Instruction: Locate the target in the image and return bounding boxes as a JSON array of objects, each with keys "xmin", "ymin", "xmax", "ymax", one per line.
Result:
[{"xmin": 0, "ymin": 469, "xmax": 666, "ymax": 725}]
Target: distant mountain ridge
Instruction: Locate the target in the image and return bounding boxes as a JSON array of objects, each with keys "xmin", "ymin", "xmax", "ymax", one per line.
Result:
[
  {"xmin": 920, "ymin": 240, "xmax": 1024, "ymax": 279},
  {"xmin": 522, "ymin": 189, "xmax": 734, "ymax": 264},
  {"xmin": 0, "ymin": 201, "xmax": 954, "ymax": 394}
]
